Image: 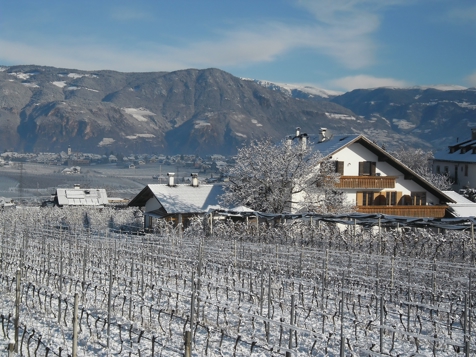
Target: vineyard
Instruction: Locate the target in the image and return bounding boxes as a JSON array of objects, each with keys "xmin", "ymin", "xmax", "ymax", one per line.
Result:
[{"xmin": 0, "ymin": 207, "xmax": 475, "ymax": 356}]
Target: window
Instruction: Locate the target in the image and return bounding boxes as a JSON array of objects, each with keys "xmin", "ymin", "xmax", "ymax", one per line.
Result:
[
  {"xmin": 359, "ymin": 161, "xmax": 376, "ymax": 176},
  {"xmin": 444, "ymin": 166, "xmax": 449, "ymax": 174},
  {"xmin": 436, "ymin": 165, "xmax": 440, "ymax": 174},
  {"xmin": 386, "ymin": 191, "xmax": 397, "ymax": 205},
  {"xmin": 362, "ymin": 192, "xmax": 374, "ymax": 206},
  {"xmin": 411, "ymin": 192, "xmax": 426, "ymax": 205},
  {"xmin": 334, "ymin": 161, "xmax": 344, "ymax": 175},
  {"xmin": 465, "ymin": 165, "xmax": 468, "ymax": 177}
]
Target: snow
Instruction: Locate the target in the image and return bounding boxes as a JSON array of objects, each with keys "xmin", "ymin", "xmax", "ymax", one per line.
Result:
[
  {"xmin": 97, "ymin": 138, "xmax": 115, "ymax": 147},
  {"xmin": 122, "ymin": 107, "xmax": 156, "ymax": 122},
  {"xmin": 125, "ymin": 134, "xmax": 156, "ymax": 139},
  {"xmin": 392, "ymin": 118, "xmax": 416, "ymax": 130},
  {"xmin": 66, "ymin": 86, "xmax": 79, "ymax": 90},
  {"xmin": 325, "ymin": 112, "xmax": 355, "ymax": 120},
  {"xmin": 235, "ymin": 132, "xmax": 247, "ymax": 138},
  {"xmin": 411, "ymin": 84, "xmax": 468, "ymax": 91},
  {"xmin": 52, "ymin": 81, "xmax": 67, "ymax": 88},
  {"xmin": 253, "ymin": 79, "xmax": 343, "ymax": 98},
  {"xmin": 194, "ymin": 120, "xmax": 211, "ymax": 128},
  {"xmin": 21, "ymin": 82, "xmax": 39, "ymax": 88},
  {"xmin": 251, "ymin": 119, "xmax": 263, "ymax": 127},
  {"xmin": 8, "ymin": 72, "xmax": 31, "ymax": 80},
  {"xmin": 0, "ymin": 66, "xmax": 8, "ymax": 72}
]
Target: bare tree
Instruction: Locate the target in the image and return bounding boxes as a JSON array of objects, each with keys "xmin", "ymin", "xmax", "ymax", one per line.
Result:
[
  {"xmin": 219, "ymin": 138, "xmax": 352, "ymax": 214},
  {"xmin": 392, "ymin": 148, "xmax": 453, "ymax": 190}
]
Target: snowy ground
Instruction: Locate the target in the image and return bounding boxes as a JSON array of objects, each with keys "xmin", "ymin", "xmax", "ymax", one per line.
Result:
[{"xmin": 0, "ymin": 209, "xmax": 474, "ymax": 356}]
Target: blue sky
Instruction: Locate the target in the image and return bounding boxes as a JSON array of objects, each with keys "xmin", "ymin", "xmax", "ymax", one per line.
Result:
[{"xmin": 0, "ymin": 0, "xmax": 475, "ymax": 92}]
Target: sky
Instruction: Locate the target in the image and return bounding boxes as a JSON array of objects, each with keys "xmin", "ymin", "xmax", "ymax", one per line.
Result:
[{"xmin": 0, "ymin": 0, "xmax": 475, "ymax": 92}]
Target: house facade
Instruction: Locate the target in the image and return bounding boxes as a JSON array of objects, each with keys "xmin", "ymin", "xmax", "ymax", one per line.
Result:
[
  {"xmin": 433, "ymin": 128, "xmax": 476, "ymax": 191},
  {"xmin": 291, "ymin": 129, "xmax": 455, "ymax": 218},
  {"xmin": 128, "ymin": 173, "xmax": 223, "ymax": 229}
]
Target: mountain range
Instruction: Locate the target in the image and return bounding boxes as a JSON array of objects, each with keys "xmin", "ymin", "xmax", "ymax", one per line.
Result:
[{"xmin": 1, "ymin": 65, "xmax": 475, "ymax": 155}]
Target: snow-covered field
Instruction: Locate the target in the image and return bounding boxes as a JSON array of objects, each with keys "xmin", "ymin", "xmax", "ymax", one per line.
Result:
[{"xmin": 0, "ymin": 208, "xmax": 474, "ymax": 356}]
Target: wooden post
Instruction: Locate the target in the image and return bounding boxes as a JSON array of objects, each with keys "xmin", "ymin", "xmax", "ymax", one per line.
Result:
[
  {"xmin": 14, "ymin": 269, "xmax": 21, "ymax": 353},
  {"xmin": 107, "ymin": 268, "xmax": 113, "ymax": 349},
  {"xmin": 286, "ymin": 294, "xmax": 295, "ymax": 357},
  {"xmin": 58, "ymin": 242, "xmax": 63, "ymax": 324},
  {"xmin": 340, "ymin": 272, "xmax": 345, "ymax": 357},
  {"xmin": 267, "ymin": 271, "xmax": 272, "ymax": 343},
  {"xmin": 72, "ymin": 293, "xmax": 79, "ymax": 357}
]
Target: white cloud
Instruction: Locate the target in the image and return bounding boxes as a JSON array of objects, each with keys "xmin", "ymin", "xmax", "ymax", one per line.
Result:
[
  {"xmin": 448, "ymin": 5, "xmax": 476, "ymax": 22},
  {"xmin": 329, "ymin": 74, "xmax": 410, "ymax": 91},
  {"xmin": 467, "ymin": 72, "xmax": 476, "ymax": 87},
  {"xmin": 0, "ymin": 0, "xmax": 407, "ymax": 72}
]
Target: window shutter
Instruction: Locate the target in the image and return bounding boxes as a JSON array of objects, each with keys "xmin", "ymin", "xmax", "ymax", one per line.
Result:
[
  {"xmin": 336, "ymin": 161, "xmax": 344, "ymax": 175},
  {"xmin": 370, "ymin": 162, "xmax": 376, "ymax": 176},
  {"xmin": 356, "ymin": 192, "xmax": 363, "ymax": 206},
  {"xmin": 396, "ymin": 191, "xmax": 402, "ymax": 205},
  {"xmin": 359, "ymin": 162, "xmax": 364, "ymax": 176}
]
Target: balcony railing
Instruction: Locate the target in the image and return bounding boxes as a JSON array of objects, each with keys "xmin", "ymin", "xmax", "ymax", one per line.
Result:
[
  {"xmin": 335, "ymin": 176, "xmax": 397, "ymax": 189},
  {"xmin": 356, "ymin": 205, "xmax": 448, "ymax": 218}
]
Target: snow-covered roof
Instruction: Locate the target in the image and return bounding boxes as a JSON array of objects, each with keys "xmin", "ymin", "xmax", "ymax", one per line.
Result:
[
  {"xmin": 307, "ymin": 134, "xmax": 360, "ymax": 157},
  {"xmin": 56, "ymin": 188, "xmax": 109, "ymax": 206},
  {"xmin": 129, "ymin": 184, "xmax": 224, "ymax": 214},
  {"xmin": 443, "ymin": 190, "xmax": 476, "ymax": 217},
  {"xmin": 434, "ymin": 138, "xmax": 476, "ymax": 163}
]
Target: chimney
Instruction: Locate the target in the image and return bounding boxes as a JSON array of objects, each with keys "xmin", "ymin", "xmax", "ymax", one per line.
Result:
[
  {"xmin": 74, "ymin": 184, "xmax": 80, "ymax": 190},
  {"xmin": 300, "ymin": 133, "xmax": 308, "ymax": 149},
  {"xmin": 191, "ymin": 173, "xmax": 199, "ymax": 187},
  {"xmin": 167, "ymin": 172, "xmax": 176, "ymax": 186},
  {"xmin": 319, "ymin": 128, "xmax": 327, "ymax": 142},
  {"xmin": 295, "ymin": 127, "xmax": 301, "ymax": 137},
  {"xmin": 472, "ymin": 128, "xmax": 476, "ymax": 141}
]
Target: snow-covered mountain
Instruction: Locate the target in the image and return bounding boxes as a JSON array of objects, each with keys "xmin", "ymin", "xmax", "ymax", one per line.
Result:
[{"xmin": 246, "ymin": 79, "xmax": 342, "ymax": 101}]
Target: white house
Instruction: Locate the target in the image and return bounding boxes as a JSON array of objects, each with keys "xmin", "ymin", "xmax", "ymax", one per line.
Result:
[
  {"xmin": 54, "ymin": 184, "xmax": 109, "ymax": 207},
  {"xmin": 433, "ymin": 128, "xmax": 476, "ymax": 191},
  {"xmin": 291, "ymin": 128, "xmax": 455, "ymax": 218},
  {"xmin": 128, "ymin": 173, "xmax": 224, "ymax": 229}
]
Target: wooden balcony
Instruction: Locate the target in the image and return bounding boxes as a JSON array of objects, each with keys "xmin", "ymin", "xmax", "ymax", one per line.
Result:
[
  {"xmin": 356, "ymin": 205, "xmax": 448, "ymax": 218},
  {"xmin": 335, "ymin": 176, "xmax": 397, "ymax": 189}
]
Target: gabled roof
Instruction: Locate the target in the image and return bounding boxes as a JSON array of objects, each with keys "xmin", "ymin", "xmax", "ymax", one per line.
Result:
[
  {"xmin": 128, "ymin": 184, "xmax": 224, "ymax": 214},
  {"xmin": 301, "ymin": 133, "xmax": 456, "ymax": 204},
  {"xmin": 434, "ymin": 138, "xmax": 476, "ymax": 163},
  {"xmin": 56, "ymin": 188, "xmax": 109, "ymax": 206}
]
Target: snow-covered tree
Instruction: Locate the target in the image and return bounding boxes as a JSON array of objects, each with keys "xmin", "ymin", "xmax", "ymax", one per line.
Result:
[
  {"xmin": 392, "ymin": 148, "xmax": 453, "ymax": 190},
  {"xmin": 219, "ymin": 138, "xmax": 353, "ymax": 214}
]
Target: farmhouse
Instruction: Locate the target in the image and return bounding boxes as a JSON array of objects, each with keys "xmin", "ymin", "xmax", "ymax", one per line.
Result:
[
  {"xmin": 433, "ymin": 128, "xmax": 476, "ymax": 191},
  {"xmin": 291, "ymin": 128, "xmax": 455, "ymax": 218},
  {"xmin": 53, "ymin": 184, "xmax": 109, "ymax": 207},
  {"xmin": 128, "ymin": 173, "xmax": 223, "ymax": 229}
]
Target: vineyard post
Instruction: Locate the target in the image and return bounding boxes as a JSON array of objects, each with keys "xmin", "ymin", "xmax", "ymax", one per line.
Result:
[
  {"xmin": 286, "ymin": 294, "xmax": 295, "ymax": 357},
  {"xmin": 107, "ymin": 268, "xmax": 113, "ymax": 349},
  {"xmin": 463, "ymin": 293, "xmax": 469, "ymax": 357},
  {"xmin": 260, "ymin": 263, "xmax": 264, "ymax": 315},
  {"xmin": 471, "ymin": 222, "xmax": 475, "ymax": 264},
  {"xmin": 267, "ymin": 271, "xmax": 272, "ymax": 343},
  {"xmin": 82, "ymin": 245, "xmax": 87, "ymax": 300},
  {"xmin": 380, "ymin": 295, "xmax": 384, "ymax": 354},
  {"xmin": 186, "ymin": 271, "xmax": 195, "ymax": 357},
  {"xmin": 339, "ymin": 272, "xmax": 345, "ymax": 357},
  {"xmin": 14, "ymin": 268, "xmax": 21, "ymax": 353},
  {"xmin": 375, "ymin": 262, "xmax": 380, "ymax": 316},
  {"xmin": 129, "ymin": 259, "xmax": 134, "ymax": 320},
  {"xmin": 72, "ymin": 292, "xmax": 79, "ymax": 357},
  {"xmin": 378, "ymin": 216, "xmax": 382, "ymax": 255},
  {"xmin": 58, "ymin": 234, "xmax": 63, "ymax": 324}
]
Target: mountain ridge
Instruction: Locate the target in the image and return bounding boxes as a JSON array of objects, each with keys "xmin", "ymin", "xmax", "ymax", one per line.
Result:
[{"xmin": 1, "ymin": 65, "xmax": 475, "ymax": 155}]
